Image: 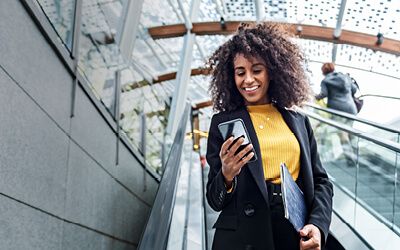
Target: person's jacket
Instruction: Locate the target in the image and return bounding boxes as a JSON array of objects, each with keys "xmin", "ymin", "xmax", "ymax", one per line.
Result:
[
  {"xmin": 206, "ymin": 106, "xmax": 333, "ymax": 250},
  {"xmin": 315, "ymin": 72, "xmax": 358, "ymax": 114}
]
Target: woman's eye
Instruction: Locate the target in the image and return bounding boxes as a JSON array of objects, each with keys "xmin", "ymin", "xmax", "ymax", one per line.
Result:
[
  {"xmin": 253, "ymin": 69, "xmax": 262, "ymax": 74},
  {"xmin": 237, "ymin": 72, "xmax": 245, "ymax": 76}
]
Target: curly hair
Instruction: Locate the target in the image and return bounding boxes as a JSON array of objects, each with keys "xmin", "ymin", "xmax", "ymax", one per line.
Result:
[{"xmin": 207, "ymin": 22, "xmax": 311, "ymax": 112}]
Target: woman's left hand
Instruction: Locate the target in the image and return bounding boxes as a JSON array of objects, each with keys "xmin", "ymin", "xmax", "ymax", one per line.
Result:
[{"xmin": 299, "ymin": 224, "xmax": 321, "ymax": 250}]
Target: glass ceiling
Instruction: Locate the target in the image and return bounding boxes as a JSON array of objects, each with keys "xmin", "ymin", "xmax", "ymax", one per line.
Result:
[
  {"xmin": 133, "ymin": 0, "xmax": 400, "ymax": 107},
  {"xmin": 34, "ymin": 0, "xmax": 400, "ymax": 171}
]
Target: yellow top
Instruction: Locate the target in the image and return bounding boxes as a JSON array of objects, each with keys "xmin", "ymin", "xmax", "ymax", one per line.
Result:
[{"xmin": 247, "ymin": 104, "xmax": 301, "ymax": 184}]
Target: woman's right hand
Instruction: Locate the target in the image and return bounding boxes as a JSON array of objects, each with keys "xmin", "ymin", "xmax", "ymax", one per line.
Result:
[{"xmin": 219, "ymin": 136, "xmax": 254, "ymax": 187}]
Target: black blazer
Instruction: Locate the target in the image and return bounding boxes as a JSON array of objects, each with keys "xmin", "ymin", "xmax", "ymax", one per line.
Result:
[{"xmin": 206, "ymin": 106, "xmax": 333, "ymax": 250}]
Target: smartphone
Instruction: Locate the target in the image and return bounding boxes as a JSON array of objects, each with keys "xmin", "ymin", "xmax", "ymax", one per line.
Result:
[{"xmin": 218, "ymin": 118, "xmax": 257, "ymax": 162}]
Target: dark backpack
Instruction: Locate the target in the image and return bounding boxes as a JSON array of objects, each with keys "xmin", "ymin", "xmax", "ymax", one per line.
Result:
[{"xmin": 351, "ymin": 78, "xmax": 364, "ymax": 113}]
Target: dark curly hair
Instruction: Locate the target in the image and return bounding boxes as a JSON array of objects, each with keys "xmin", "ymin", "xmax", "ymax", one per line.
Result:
[{"xmin": 207, "ymin": 22, "xmax": 310, "ymax": 112}]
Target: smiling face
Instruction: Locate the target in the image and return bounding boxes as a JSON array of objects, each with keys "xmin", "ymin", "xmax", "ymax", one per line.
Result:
[{"xmin": 233, "ymin": 53, "xmax": 271, "ymax": 106}]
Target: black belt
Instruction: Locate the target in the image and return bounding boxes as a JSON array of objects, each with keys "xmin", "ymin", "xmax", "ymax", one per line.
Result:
[{"xmin": 266, "ymin": 181, "xmax": 282, "ymax": 196}]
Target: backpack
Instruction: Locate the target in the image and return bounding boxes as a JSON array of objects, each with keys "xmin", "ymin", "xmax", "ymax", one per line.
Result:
[{"xmin": 351, "ymin": 78, "xmax": 364, "ymax": 113}]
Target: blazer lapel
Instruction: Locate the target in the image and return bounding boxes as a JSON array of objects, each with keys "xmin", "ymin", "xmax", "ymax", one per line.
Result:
[{"xmin": 238, "ymin": 109, "xmax": 270, "ymax": 205}]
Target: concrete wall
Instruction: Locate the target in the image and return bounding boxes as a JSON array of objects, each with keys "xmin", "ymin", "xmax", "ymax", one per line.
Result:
[{"xmin": 0, "ymin": 1, "xmax": 159, "ymax": 249}]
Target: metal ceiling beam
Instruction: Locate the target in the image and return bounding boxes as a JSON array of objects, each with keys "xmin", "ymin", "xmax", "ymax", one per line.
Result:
[
  {"xmin": 166, "ymin": 0, "xmax": 201, "ymax": 136},
  {"xmin": 333, "ymin": 0, "xmax": 347, "ymax": 39},
  {"xmin": 332, "ymin": 0, "xmax": 348, "ymax": 62},
  {"xmin": 254, "ymin": 0, "xmax": 266, "ymax": 23},
  {"xmin": 148, "ymin": 21, "xmax": 400, "ymax": 55},
  {"xmin": 116, "ymin": 0, "xmax": 144, "ymax": 60},
  {"xmin": 177, "ymin": 0, "xmax": 193, "ymax": 30}
]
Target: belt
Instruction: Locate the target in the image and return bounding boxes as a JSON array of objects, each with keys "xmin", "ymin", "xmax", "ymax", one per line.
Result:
[{"xmin": 266, "ymin": 182, "xmax": 282, "ymax": 196}]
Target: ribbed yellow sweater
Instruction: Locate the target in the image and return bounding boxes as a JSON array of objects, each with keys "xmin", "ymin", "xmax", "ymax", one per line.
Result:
[{"xmin": 247, "ymin": 104, "xmax": 300, "ymax": 184}]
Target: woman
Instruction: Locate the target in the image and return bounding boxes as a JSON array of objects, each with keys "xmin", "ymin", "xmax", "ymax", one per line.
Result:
[
  {"xmin": 315, "ymin": 62, "xmax": 358, "ymax": 115},
  {"xmin": 206, "ymin": 23, "xmax": 333, "ymax": 250}
]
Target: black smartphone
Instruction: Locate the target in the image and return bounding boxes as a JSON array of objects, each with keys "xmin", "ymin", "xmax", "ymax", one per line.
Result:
[{"xmin": 218, "ymin": 118, "xmax": 257, "ymax": 162}]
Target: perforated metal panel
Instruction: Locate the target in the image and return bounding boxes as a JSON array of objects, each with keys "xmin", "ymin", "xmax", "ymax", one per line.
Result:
[
  {"xmin": 224, "ymin": 0, "xmax": 256, "ymax": 20},
  {"xmin": 336, "ymin": 44, "xmax": 400, "ymax": 78},
  {"xmin": 343, "ymin": 0, "xmax": 400, "ymax": 40},
  {"xmin": 296, "ymin": 39, "xmax": 334, "ymax": 63}
]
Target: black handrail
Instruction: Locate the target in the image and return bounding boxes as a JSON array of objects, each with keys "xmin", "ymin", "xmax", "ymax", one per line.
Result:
[
  {"xmin": 359, "ymin": 94, "xmax": 400, "ymax": 101},
  {"xmin": 305, "ymin": 103, "xmax": 400, "ymax": 135},
  {"xmin": 138, "ymin": 104, "xmax": 191, "ymax": 250}
]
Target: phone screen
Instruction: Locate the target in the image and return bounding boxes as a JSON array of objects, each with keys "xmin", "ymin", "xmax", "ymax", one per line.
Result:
[{"xmin": 218, "ymin": 119, "xmax": 257, "ymax": 162}]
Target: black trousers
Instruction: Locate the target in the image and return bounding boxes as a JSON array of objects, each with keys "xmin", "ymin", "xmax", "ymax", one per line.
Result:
[{"xmin": 266, "ymin": 182, "xmax": 300, "ymax": 250}]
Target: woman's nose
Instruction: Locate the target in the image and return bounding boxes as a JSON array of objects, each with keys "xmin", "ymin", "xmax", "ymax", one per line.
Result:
[{"xmin": 244, "ymin": 73, "xmax": 254, "ymax": 83}]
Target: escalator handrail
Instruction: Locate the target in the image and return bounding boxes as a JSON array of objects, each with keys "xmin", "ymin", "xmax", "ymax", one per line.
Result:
[
  {"xmin": 138, "ymin": 104, "xmax": 191, "ymax": 250},
  {"xmin": 299, "ymin": 108, "xmax": 400, "ymax": 153},
  {"xmin": 359, "ymin": 94, "xmax": 400, "ymax": 101},
  {"xmin": 305, "ymin": 102, "xmax": 400, "ymax": 135}
]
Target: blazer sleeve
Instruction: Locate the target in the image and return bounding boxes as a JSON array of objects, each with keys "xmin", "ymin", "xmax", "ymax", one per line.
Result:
[
  {"xmin": 205, "ymin": 114, "xmax": 235, "ymax": 211},
  {"xmin": 304, "ymin": 116, "xmax": 333, "ymax": 245}
]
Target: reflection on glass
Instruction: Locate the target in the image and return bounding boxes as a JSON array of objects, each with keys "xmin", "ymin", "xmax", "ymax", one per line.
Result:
[
  {"xmin": 78, "ymin": 0, "xmax": 127, "ymax": 115},
  {"xmin": 358, "ymin": 138, "xmax": 397, "ymax": 225},
  {"xmin": 310, "ymin": 118, "xmax": 357, "ymax": 194},
  {"xmin": 36, "ymin": 0, "xmax": 76, "ymax": 50},
  {"xmin": 119, "ymin": 69, "xmax": 171, "ymax": 173}
]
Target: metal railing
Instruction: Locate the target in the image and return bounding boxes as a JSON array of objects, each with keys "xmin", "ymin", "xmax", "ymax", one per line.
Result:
[
  {"xmin": 360, "ymin": 94, "xmax": 400, "ymax": 101},
  {"xmin": 305, "ymin": 103, "xmax": 400, "ymax": 145}
]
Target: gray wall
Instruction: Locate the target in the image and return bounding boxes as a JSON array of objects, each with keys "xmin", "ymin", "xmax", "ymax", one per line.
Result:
[{"xmin": 0, "ymin": 1, "xmax": 159, "ymax": 249}]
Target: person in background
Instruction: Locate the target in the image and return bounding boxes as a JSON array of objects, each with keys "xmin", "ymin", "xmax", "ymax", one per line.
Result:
[
  {"xmin": 315, "ymin": 63, "xmax": 359, "ymax": 165},
  {"xmin": 315, "ymin": 62, "xmax": 358, "ymax": 115},
  {"xmin": 206, "ymin": 22, "xmax": 333, "ymax": 250}
]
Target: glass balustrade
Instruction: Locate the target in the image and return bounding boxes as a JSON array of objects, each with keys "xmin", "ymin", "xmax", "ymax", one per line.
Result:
[{"xmin": 309, "ymin": 114, "xmax": 400, "ymax": 235}]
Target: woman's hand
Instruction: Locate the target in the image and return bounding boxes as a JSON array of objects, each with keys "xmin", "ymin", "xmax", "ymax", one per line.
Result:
[
  {"xmin": 299, "ymin": 224, "xmax": 322, "ymax": 250},
  {"xmin": 219, "ymin": 136, "xmax": 254, "ymax": 188}
]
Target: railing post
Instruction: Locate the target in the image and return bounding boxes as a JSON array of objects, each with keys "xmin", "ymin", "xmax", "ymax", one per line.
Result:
[
  {"xmin": 70, "ymin": 0, "xmax": 82, "ymax": 118},
  {"xmin": 392, "ymin": 134, "xmax": 399, "ymax": 228},
  {"xmin": 354, "ymin": 136, "xmax": 360, "ymax": 226},
  {"xmin": 115, "ymin": 70, "xmax": 122, "ymax": 165},
  {"xmin": 141, "ymin": 112, "xmax": 147, "ymax": 192}
]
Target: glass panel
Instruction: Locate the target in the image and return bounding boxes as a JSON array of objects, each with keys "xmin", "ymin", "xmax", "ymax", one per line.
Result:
[
  {"xmin": 78, "ymin": 0, "xmax": 128, "ymax": 117},
  {"xmin": 310, "ymin": 117, "xmax": 358, "ymax": 194},
  {"xmin": 310, "ymin": 115, "xmax": 400, "ymax": 234},
  {"xmin": 145, "ymin": 111, "xmax": 166, "ymax": 174},
  {"xmin": 120, "ymin": 70, "xmax": 171, "ymax": 172},
  {"xmin": 357, "ymin": 138, "xmax": 397, "ymax": 225},
  {"xmin": 120, "ymin": 68, "xmax": 144, "ymax": 150},
  {"xmin": 35, "ymin": 0, "xmax": 76, "ymax": 50}
]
